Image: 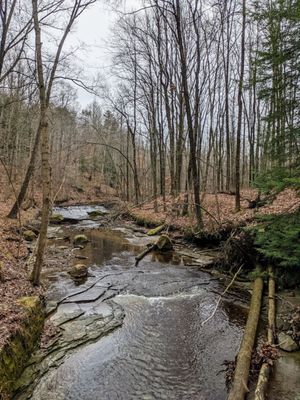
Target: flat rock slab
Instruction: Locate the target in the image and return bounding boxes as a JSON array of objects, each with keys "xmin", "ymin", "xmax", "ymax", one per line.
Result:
[
  {"xmin": 51, "ymin": 309, "xmax": 84, "ymax": 326},
  {"xmin": 62, "ymin": 287, "xmax": 108, "ymax": 303},
  {"xmin": 80, "ymin": 301, "xmax": 115, "ymax": 318}
]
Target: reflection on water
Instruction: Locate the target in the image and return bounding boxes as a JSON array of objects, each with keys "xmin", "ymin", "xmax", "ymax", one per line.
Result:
[
  {"xmin": 68, "ymin": 228, "xmax": 189, "ymax": 268},
  {"xmin": 29, "ymin": 292, "xmax": 244, "ymax": 400},
  {"xmin": 150, "ymin": 251, "xmax": 182, "ymax": 265},
  {"xmin": 16, "ymin": 206, "xmax": 300, "ymax": 400},
  {"xmin": 72, "ymin": 229, "xmax": 140, "ymax": 266}
]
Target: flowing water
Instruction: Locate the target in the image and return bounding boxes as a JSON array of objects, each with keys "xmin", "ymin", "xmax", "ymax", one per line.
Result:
[{"xmin": 14, "ymin": 206, "xmax": 300, "ymax": 400}]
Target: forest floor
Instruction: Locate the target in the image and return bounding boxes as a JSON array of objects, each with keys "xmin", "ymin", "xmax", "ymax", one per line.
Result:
[
  {"xmin": 126, "ymin": 188, "xmax": 300, "ymax": 234},
  {"xmin": 0, "ymin": 203, "xmax": 41, "ymax": 350},
  {"xmin": 0, "ymin": 186, "xmax": 299, "ymax": 353}
]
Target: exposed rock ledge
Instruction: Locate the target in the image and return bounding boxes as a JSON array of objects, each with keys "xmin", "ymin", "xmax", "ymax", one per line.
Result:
[{"xmin": 0, "ymin": 296, "xmax": 45, "ymax": 399}]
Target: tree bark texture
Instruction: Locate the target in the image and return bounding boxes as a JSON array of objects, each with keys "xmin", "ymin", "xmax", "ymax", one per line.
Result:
[{"xmin": 228, "ymin": 275, "xmax": 264, "ymax": 400}]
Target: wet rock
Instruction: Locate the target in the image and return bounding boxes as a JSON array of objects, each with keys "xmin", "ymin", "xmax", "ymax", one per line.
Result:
[
  {"xmin": 155, "ymin": 234, "xmax": 173, "ymax": 251},
  {"xmin": 46, "ymin": 301, "xmax": 58, "ymax": 316},
  {"xmin": 63, "ymin": 287, "xmax": 108, "ymax": 303},
  {"xmin": 50, "ymin": 214, "xmax": 65, "ymax": 224},
  {"xmin": 47, "ymin": 227, "xmax": 64, "ymax": 239},
  {"xmin": 23, "ymin": 230, "xmax": 37, "ymax": 242},
  {"xmin": 13, "ymin": 301, "xmax": 124, "ymax": 397},
  {"xmin": 87, "ymin": 210, "xmax": 106, "ymax": 218},
  {"xmin": 73, "ymin": 234, "xmax": 89, "ymax": 246},
  {"xmin": 278, "ymin": 332, "xmax": 299, "ymax": 352},
  {"xmin": 51, "ymin": 310, "xmax": 85, "ymax": 326},
  {"xmin": 68, "ymin": 264, "xmax": 88, "ymax": 280}
]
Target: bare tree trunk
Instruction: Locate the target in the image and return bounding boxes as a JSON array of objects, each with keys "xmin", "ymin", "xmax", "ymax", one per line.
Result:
[
  {"xmin": 174, "ymin": 0, "xmax": 202, "ymax": 228},
  {"xmin": 235, "ymin": 0, "xmax": 246, "ymax": 211},
  {"xmin": 30, "ymin": 0, "xmax": 51, "ymax": 286},
  {"xmin": 7, "ymin": 128, "xmax": 40, "ymax": 218},
  {"xmin": 31, "ymin": 116, "xmax": 51, "ymax": 285},
  {"xmin": 175, "ymin": 90, "xmax": 185, "ymax": 195},
  {"xmin": 30, "ymin": 0, "xmax": 95, "ymax": 285}
]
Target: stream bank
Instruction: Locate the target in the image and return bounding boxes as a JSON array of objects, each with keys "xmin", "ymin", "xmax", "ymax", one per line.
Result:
[
  {"xmin": 0, "ymin": 297, "xmax": 44, "ymax": 399},
  {"xmin": 11, "ymin": 205, "xmax": 300, "ymax": 400}
]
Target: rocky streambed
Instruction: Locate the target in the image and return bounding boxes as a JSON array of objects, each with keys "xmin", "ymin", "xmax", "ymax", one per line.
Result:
[{"xmin": 13, "ymin": 205, "xmax": 300, "ymax": 400}]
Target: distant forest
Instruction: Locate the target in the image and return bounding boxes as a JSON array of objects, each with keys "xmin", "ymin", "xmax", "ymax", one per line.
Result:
[{"xmin": 0, "ymin": 1, "xmax": 299, "ymax": 281}]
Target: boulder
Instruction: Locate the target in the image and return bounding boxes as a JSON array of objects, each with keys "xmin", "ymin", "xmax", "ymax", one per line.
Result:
[
  {"xmin": 155, "ymin": 234, "xmax": 173, "ymax": 251},
  {"xmin": 23, "ymin": 230, "xmax": 37, "ymax": 242},
  {"xmin": 68, "ymin": 264, "xmax": 88, "ymax": 280},
  {"xmin": 73, "ymin": 234, "xmax": 89, "ymax": 246},
  {"xmin": 278, "ymin": 332, "xmax": 299, "ymax": 352},
  {"xmin": 87, "ymin": 210, "xmax": 106, "ymax": 218},
  {"xmin": 50, "ymin": 214, "xmax": 64, "ymax": 224}
]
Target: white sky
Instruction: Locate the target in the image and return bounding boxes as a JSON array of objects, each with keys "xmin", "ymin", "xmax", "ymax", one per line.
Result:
[{"xmin": 67, "ymin": 0, "xmax": 142, "ymax": 108}]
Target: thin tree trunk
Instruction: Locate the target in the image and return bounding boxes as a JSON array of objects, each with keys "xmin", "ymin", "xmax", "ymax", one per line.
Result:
[
  {"xmin": 235, "ymin": 0, "xmax": 246, "ymax": 211},
  {"xmin": 30, "ymin": 0, "xmax": 51, "ymax": 286},
  {"xmin": 7, "ymin": 129, "xmax": 40, "ymax": 218},
  {"xmin": 174, "ymin": 0, "xmax": 202, "ymax": 228},
  {"xmin": 31, "ymin": 117, "xmax": 51, "ymax": 285}
]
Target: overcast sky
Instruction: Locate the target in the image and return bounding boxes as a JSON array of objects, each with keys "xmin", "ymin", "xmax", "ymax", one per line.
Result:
[{"xmin": 68, "ymin": 0, "xmax": 142, "ymax": 107}]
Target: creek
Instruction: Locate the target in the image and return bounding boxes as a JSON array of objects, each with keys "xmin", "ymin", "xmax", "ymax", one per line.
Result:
[{"xmin": 13, "ymin": 205, "xmax": 300, "ymax": 400}]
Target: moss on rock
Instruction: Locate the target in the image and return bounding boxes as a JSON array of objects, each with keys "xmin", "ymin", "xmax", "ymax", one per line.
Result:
[
  {"xmin": 73, "ymin": 234, "xmax": 89, "ymax": 246},
  {"xmin": 23, "ymin": 230, "xmax": 37, "ymax": 242},
  {"xmin": 0, "ymin": 296, "xmax": 44, "ymax": 398},
  {"xmin": 87, "ymin": 210, "xmax": 106, "ymax": 218},
  {"xmin": 155, "ymin": 235, "xmax": 173, "ymax": 251},
  {"xmin": 68, "ymin": 264, "xmax": 88, "ymax": 280},
  {"xmin": 50, "ymin": 213, "xmax": 65, "ymax": 223}
]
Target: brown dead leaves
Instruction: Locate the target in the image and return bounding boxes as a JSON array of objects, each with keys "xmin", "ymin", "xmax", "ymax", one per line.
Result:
[
  {"xmin": 130, "ymin": 189, "xmax": 300, "ymax": 233},
  {"xmin": 0, "ymin": 202, "xmax": 40, "ymax": 349}
]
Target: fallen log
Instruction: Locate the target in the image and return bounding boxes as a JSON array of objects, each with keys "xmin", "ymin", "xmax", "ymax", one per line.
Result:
[
  {"xmin": 147, "ymin": 225, "xmax": 165, "ymax": 236},
  {"xmin": 254, "ymin": 266, "xmax": 276, "ymax": 400},
  {"xmin": 135, "ymin": 235, "xmax": 173, "ymax": 266},
  {"xmin": 228, "ymin": 273, "xmax": 264, "ymax": 400},
  {"xmin": 135, "ymin": 244, "xmax": 156, "ymax": 266}
]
